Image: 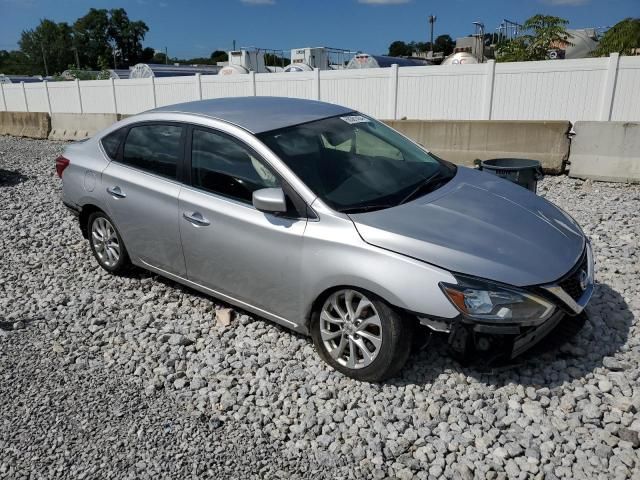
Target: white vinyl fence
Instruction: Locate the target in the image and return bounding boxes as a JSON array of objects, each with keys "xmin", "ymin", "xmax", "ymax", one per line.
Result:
[{"xmin": 1, "ymin": 53, "xmax": 638, "ymax": 122}]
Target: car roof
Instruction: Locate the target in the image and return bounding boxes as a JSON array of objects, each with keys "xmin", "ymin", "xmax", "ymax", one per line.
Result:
[{"xmin": 151, "ymin": 96, "xmax": 354, "ymax": 134}]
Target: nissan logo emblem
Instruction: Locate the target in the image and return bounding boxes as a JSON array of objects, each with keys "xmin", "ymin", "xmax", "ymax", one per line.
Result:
[{"xmin": 579, "ymin": 269, "xmax": 589, "ymax": 291}]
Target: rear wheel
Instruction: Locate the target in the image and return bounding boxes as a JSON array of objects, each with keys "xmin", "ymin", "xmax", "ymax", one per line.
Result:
[
  {"xmin": 87, "ymin": 211, "xmax": 130, "ymax": 274},
  {"xmin": 311, "ymin": 288, "xmax": 412, "ymax": 382}
]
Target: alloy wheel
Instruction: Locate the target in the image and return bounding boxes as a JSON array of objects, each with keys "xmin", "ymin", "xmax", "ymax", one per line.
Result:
[
  {"xmin": 91, "ymin": 216, "xmax": 121, "ymax": 267},
  {"xmin": 319, "ymin": 289, "xmax": 383, "ymax": 369}
]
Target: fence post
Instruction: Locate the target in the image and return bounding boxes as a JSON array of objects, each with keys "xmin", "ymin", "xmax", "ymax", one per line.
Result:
[
  {"xmin": 249, "ymin": 71, "xmax": 256, "ymax": 96},
  {"xmin": 43, "ymin": 80, "xmax": 52, "ymax": 114},
  {"xmin": 110, "ymin": 78, "xmax": 118, "ymax": 114},
  {"xmin": 0, "ymin": 82, "xmax": 6, "ymax": 111},
  {"xmin": 599, "ymin": 52, "xmax": 620, "ymax": 121},
  {"xmin": 21, "ymin": 81, "xmax": 29, "ymax": 112},
  {"xmin": 313, "ymin": 68, "xmax": 321, "ymax": 100},
  {"xmin": 196, "ymin": 73, "xmax": 203, "ymax": 100},
  {"xmin": 75, "ymin": 78, "xmax": 83, "ymax": 114},
  {"xmin": 151, "ymin": 76, "xmax": 157, "ymax": 108},
  {"xmin": 482, "ymin": 60, "xmax": 496, "ymax": 120},
  {"xmin": 388, "ymin": 64, "xmax": 399, "ymax": 120}
]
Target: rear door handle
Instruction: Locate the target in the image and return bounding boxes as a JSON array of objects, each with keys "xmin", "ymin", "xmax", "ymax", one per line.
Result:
[
  {"xmin": 183, "ymin": 211, "xmax": 210, "ymax": 226},
  {"xmin": 107, "ymin": 186, "xmax": 126, "ymax": 199}
]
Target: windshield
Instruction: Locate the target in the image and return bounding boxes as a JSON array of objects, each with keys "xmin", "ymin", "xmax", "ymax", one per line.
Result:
[{"xmin": 257, "ymin": 114, "xmax": 456, "ymax": 212}]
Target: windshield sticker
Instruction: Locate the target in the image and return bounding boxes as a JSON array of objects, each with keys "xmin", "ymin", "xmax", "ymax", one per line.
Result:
[{"xmin": 340, "ymin": 115, "xmax": 370, "ymax": 124}]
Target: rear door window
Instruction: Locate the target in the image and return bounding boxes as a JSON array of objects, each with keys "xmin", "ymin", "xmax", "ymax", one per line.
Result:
[{"xmin": 122, "ymin": 124, "xmax": 184, "ymax": 180}]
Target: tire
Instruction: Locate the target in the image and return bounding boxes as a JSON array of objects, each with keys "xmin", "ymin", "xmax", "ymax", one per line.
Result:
[
  {"xmin": 87, "ymin": 211, "xmax": 131, "ymax": 275},
  {"xmin": 311, "ymin": 288, "xmax": 412, "ymax": 382}
]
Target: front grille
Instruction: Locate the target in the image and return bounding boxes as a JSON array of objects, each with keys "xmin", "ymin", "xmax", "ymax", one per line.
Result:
[{"xmin": 558, "ymin": 250, "xmax": 589, "ymax": 301}]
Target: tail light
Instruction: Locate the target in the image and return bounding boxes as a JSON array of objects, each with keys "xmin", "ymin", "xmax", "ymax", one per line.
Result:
[{"xmin": 55, "ymin": 156, "xmax": 70, "ymax": 178}]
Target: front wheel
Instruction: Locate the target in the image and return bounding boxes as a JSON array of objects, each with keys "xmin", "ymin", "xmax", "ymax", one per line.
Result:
[{"xmin": 311, "ymin": 288, "xmax": 412, "ymax": 382}]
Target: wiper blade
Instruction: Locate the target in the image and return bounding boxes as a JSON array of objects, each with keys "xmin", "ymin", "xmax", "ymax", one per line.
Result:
[
  {"xmin": 398, "ymin": 171, "xmax": 444, "ymax": 205},
  {"xmin": 339, "ymin": 204, "xmax": 395, "ymax": 214}
]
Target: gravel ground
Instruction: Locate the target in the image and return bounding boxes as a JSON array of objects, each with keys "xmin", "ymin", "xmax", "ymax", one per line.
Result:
[{"xmin": 1, "ymin": 135, "xmax": 639, "ymax": 480}]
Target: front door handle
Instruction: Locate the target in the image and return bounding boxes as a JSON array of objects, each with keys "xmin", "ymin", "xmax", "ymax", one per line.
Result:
[
  {"xmin": 107, "ymin": 186, "xmax": 126, "ymax": 199},
  {"xmin": 183, "ymin": 211, "xmax": 210, "ymax": 226}
]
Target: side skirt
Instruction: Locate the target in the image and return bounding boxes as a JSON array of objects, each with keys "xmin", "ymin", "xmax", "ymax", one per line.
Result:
[{"xmin": 135, "ymin": 258, "xmax": 309, "ymax": 336}]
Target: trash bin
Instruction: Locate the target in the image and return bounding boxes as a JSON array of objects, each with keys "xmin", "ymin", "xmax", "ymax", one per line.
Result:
[{"xmin": 477, "ymin": 158, "xmax": 544, "ymax": 193}]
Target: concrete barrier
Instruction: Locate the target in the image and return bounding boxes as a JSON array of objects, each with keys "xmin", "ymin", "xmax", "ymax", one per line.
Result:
[
  {"xmin": 0, "ymin": 111, "xmax": 50, "ymax": 139},
  {"xmin": 384, "ymin": 120, "xmax": 571, "ymax": 174},
  {"xmin": 49, "ymin": 113, "xmax": 121, "ymax": 141},
  {"xmin": 569, "ymin": 122, "xmax": 640, "ymax": 183}
]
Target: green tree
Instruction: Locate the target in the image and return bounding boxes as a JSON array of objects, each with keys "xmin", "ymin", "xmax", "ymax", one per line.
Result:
[
  {"xmin": 388, "ymin": 41, "xmax": 411, "ymax": 57},
  {"xmin": 108, "ymin": 8, "xmax": 149, "ymax": 67},
  {"xmin": 72, "ymin": 8, "xmax": 111, "ymax": 69},
  {"xmin": 434, "ymin": 34, "xmax": 455, "ymax": 56},
  {"xmin": 0, "ymin": 50, "xmax": 38, "ymax": 75},
  {"xmin": 210, "ymin": 50, "xmax": 228, "ymax": 63},
  {"xmin": 19, "ymin": 19, "xmax": 75, "ymax": 75},
  {"xmin": 152, "ymin": 51, "xmax": 168, "ymax": 64},
  {"xmin": 592, "ymin": 18, "xmax": 640, "ymax": 56},
  {"xmin": 497, "ymin": 14, "xmax": 572, "ymax": 62}
]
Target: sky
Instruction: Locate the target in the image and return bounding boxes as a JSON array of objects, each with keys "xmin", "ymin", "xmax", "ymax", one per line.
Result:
[{"xmin": 0, "ymin": 0, "xmax": 638, "ymax": 59}]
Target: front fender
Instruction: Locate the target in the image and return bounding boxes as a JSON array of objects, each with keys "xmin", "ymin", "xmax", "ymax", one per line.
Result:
[{"xmin": 301, "ymin": 213, "xmax": 459, "ymax": 326}]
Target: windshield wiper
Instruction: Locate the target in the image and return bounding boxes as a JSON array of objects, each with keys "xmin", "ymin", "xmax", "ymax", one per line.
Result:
[
  {"xmin": 339, "ymin": 204, "xmax": 395, "ymax": 214},
  {"xmin": 398, "ymin": 170, "xmax": 446, "ymax": 205}
]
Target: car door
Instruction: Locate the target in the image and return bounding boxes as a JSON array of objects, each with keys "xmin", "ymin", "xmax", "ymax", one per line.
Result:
[
  {"xmin": 179, "ymin": 126, "xmax": 308, "ymax": 322},
  {"xmin": 101, "ymin": 122, "xmax": 187, "ymax": 276}
]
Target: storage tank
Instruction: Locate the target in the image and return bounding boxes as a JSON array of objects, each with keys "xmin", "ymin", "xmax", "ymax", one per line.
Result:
[
  {"xmin": 219, "ymin": 49, "xmax": 268, "ymax": 75},
  {"xmin": 346, "ymin": 53, "xmax": 428, "ymax": 69},
  {"xmin": 129, "ymin": 63, "xmax": 220, "ymax": 79},
  {"xmin": 284, "ymin": 63, "xmax": 314, "ymax": 73},
  {"xmin": 441, "ymin": 52, "xmax": 479, "ymax": 65},
  {"xmin": 108, "ymin": 69, "xmax": 131, "ymax": 80}
]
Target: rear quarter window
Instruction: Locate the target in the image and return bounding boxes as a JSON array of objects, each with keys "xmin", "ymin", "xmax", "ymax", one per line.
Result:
[{"xmin": 100, "ymin": 128, "xmax": 126, "ymax": 160}]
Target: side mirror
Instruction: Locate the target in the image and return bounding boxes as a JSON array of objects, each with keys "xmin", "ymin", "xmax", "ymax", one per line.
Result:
[{"xmin": 252, "ymin": 187, "xmax": 287, "ymax": 213}]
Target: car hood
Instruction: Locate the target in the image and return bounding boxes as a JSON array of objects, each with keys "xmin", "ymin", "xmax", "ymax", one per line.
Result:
[{"xmin": 349, "ymin": 167, "xmax": 585, "ymax": 287}]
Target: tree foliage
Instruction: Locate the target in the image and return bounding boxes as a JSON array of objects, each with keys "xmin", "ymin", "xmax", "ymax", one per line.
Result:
[
  {"xmin": 592, "ymin": 18, "xmax": 640, "ymax": 56},
  {"xmin": 72, "ymin": 9, "xmax": 112, "ymax": 70},
  {"xmin": 19, "ymin": 19, "xmax": 75, "ymax": 75},
  {"xmin": 211, "ymin": 50, "xmax": 229, "ymax": 63},
  {"xmin": 496, "ymin": 14, "xmax": 572, "ymax": 62},
  {"xmin": 388, "ymin": 35, "xmax": 455, "ymax": 57},
  {"xmin": 1, "ymin": 8, "xmax": 148, "ymax": 76}
]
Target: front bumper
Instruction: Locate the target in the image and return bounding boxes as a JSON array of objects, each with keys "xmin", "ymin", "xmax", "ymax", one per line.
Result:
[{"xmin": 419, "ymin": 241, "xmax": 595, "ymax": 360}]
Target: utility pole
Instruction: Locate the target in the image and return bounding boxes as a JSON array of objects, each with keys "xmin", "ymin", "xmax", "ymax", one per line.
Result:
[
  {"xmin": 233, "ymin": 40, "xmax": 236, "ymax": 51},
  {"xmin": 40, "ymin": 43, "xmax": 49, "ymax": 77},
  {"xmin": 164, "ymin": 46, "xmax": 168, "ymax": 64},
  {"xmin": 428, "ymin": 15, "xmax": 436, "ymax": 52}
]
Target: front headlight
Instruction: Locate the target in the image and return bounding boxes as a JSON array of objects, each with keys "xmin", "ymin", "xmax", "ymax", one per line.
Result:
[{"xmin": 440, "ymin": 276, "xmax": 555, "ymax": 324}]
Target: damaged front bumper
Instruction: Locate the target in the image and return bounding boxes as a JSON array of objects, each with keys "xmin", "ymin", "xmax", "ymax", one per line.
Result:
[
  {"xmin": 421, "ymin": 309, "xmax": 568, "ymax": 360},
  {"xmin": 418, "ymin": 241, "xmax": 595, "ymax": 361}
]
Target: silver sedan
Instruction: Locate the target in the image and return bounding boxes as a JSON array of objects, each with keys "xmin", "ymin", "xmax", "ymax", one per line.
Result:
[{"xmin": 57, "ymin": 97, "xmax": 593, "ymax": 381}]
